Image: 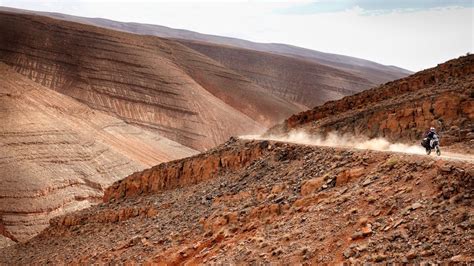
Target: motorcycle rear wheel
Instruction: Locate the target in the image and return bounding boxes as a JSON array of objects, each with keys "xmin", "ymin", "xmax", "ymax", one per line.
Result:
[{"xmin": 436, "ymin": 147, "xmax": 441, "ymax": 156}]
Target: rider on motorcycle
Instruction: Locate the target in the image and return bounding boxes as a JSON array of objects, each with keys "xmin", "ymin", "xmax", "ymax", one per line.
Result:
[
  {"xmin": 425, "ymin": 127, "xmax": 438, "ymax": 148},
  {"xmin": 421, "ymin": 127, "xmax": 441, "ymax": 155}
]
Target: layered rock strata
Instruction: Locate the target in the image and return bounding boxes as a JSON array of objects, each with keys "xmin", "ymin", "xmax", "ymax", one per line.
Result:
[
  {"xmin": 180, "ymin": 40, "xmax": 373, "ymax": 108},
  {"xmin": 0, "ymin": 11, "xmax": 305, "ymax": 151},
  {"xmin": 0, "ymin": 62, "xmax": 196, "ymax": 242}
]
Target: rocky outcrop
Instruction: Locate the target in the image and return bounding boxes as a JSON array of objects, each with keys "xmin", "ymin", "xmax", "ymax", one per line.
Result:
[
  {"xmin": 103, "ymin": 138, "xmax": 266, "ymax": 201},
  {"xmin": 52, "ymin": 205, "xmax": 159, "ymax": 227},
  {"xmin": 0, "ymin": 62, "xmax": 197, "ymax": 242},
  {"xmin": 0, "ymin": 11, "xmax": 306, "ymax": 151},
  {"xmin": 1, "ymin": 140, "xmax": 472, "ymax": 263},
  {"xmin": 267, "ymin": 55, "xmax": 474, "ymax": 150}
]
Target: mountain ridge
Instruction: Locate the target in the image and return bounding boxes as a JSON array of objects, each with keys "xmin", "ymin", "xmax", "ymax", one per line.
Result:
[{"xmin": 0, "ymin": 6, "xmax": 412, "ymax": 85}]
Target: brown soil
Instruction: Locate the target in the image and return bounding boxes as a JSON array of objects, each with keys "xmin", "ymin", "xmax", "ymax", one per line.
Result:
[
  {"xmin": 0, "ymin": 9, "xmax": 471, "ymax": 265},
  {"xmin": 0, "ymin": 10, "xmax": 309, "ymax": 242}
]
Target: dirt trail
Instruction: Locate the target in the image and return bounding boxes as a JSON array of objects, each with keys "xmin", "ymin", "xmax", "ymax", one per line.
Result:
[
  {"xmin": 438, "ymin": 152, "xmax": 474, "ymax": 162},
  {"xmin": 240, "ymin": 131, "xmax": 474, "ymax": 163}
]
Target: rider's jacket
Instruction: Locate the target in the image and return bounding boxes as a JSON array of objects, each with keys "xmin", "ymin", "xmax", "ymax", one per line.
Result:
[{"xmin": 426, "ymin": 131, "xmax": 437, "ymax": 139}]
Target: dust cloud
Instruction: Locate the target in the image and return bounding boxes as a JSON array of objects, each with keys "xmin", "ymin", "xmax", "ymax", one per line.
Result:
[{"xmin": 240, "ymin": 130, "xmax": 426, "ymax": 155}]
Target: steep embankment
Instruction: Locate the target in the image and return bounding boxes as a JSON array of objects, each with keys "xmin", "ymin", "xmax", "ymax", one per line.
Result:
[
  {"xmin": 1, "ymin": 139, "xmax": 472, "ymax": 263},
  {"xmin": 267, "ymin": 55, "xmax": 474, "ymax": 151},
  {"xmin": 0, "ymin": 62, "xmax": 197, "ymax": 242},
  {"xmin": 180, "ymin": 40, "xmax": 372, "ymax": 108},
  {"xmin": 0, "ymin": 11, "xmax": 304, "ymax": 151}
]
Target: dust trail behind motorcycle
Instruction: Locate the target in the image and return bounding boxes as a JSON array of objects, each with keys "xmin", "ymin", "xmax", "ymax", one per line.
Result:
[{"xmin": 241, "ymin": 130, "xmax": 474, "ymax": 163}]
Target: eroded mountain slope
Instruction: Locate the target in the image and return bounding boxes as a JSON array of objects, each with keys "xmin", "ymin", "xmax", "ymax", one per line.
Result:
[
  {"xmin": 267, "ymin": 55, "xmax": 474, "ymax": 150},
  {"xmin": 180, "ymin": 40, "xmax": 372, "ymax": 108},
  {"xmin": 1, "ymin": 139, "xmax": 472, "ymax": 263},
  {"xmin": 0, "ymin": 6, "xmax": 411, "ymax": 85},
  {"xmin": 0, "ymin": 62, "xmax": 196, "ymax": 242},
  {"xmin": 0, "ymin": 11, "xmax": 304, "ymax": 151}
]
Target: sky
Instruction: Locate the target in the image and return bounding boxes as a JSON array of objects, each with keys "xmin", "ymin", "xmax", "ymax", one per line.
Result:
[{"xmin": 1, "ymin": 0, "xmax": 472, "ymax": 71}]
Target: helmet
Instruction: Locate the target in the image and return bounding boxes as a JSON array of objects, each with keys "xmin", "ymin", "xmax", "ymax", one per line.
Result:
[{"xmin": 430, "ymin": 127, "xmax": 435, "ymax": 132}]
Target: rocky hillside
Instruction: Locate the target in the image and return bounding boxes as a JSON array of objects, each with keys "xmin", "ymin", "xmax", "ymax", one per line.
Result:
[
  {"xmin": 0, "ymin": 62, "xmax": 197, "ymax": 243},
  {"xmin": 0, "ymin": 11, "xmax": 305, "ymax": 151},
  {"xmin": 1, "ymin": 139, "xmax": 472, "ymax": 263},
  {"xmin": 267, "ymin": 55, "xmax": 474, "ymax": 151}
]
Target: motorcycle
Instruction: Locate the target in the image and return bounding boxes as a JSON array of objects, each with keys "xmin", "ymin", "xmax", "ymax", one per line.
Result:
[{"xmin": 421, "ymin": 135, "xmax": 441, "ymax": 156}]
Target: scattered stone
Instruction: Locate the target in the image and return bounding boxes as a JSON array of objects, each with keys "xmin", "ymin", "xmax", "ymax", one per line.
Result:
[
  {"xmin": 406, "ymin": 250, "xmax": 417, "ymax": 259},
  {"xmin": 411, "ymin": 202, "xmax": 422, "ymax": 210},
  {"xmin": 356, "ymin": 244, "xmax": 368, "ymax": 252},
  {"xmin": 393, "ymin": 219, "xmax": 404, "ymax": 228},
  {"xmin": 450, "ymin": 254, "xmax": 473, "ymax": 262},
  {"xmin": 367, "ymin": 196, "xmax": 377, "ymax": 204},
  {"xmin": 343, "ymin": 248, "xmax": 355, "ymax": 258},
  {"xmin": 372, "ymin": 210, "xmax": 381, "ymax": 217},
  {"xmin": 301, "ymin": 178, "xmax": 324, "ymax": 196},
  {"xmin": 271, "ymin": 248, "xmax": 283, "ymax": 256},
  {"xmin": 373, "ymin": 254, "xmax": 387, "ymax": 262},
  {"xmin": 362, "ymin": 225, "xmax": 372, "ymax": 236},
  {"xmin": 440, "ymin": 165, "xmax": 452, "ymax": 172},
  {"xmin": 362, "ymin": 179, "xmax": 373, "ymax": 187},
  {"xmin": 351, "ymin": 232, "xmax": 364, "ymax": 240}
]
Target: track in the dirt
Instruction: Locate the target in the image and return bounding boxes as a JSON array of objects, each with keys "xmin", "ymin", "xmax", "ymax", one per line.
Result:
[
  {"xmin": 438, "ymin": 152, "xmax": 474, "ymax": 163},
  {"xmin": 240, "ymin": 135, "xmax": 474, "ymax": 163}
]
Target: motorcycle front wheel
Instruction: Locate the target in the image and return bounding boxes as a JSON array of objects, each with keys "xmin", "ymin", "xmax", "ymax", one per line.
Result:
[
  {"xmin": 436, "ymin": 146, "xmax": 441, "ymax": 156},
  {"xmin": 426, "ymin": 148, "xmax": 431, "ymax": 155}
]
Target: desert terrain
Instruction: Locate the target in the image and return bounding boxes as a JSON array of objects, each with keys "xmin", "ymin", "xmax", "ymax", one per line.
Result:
[
  {"xmin": 0, "ymin": 7, "xmax": 471, "ymax": 264},
  {"xmin": 1, "ymin": 52, "xmax": 472, "ymax": 263}
]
